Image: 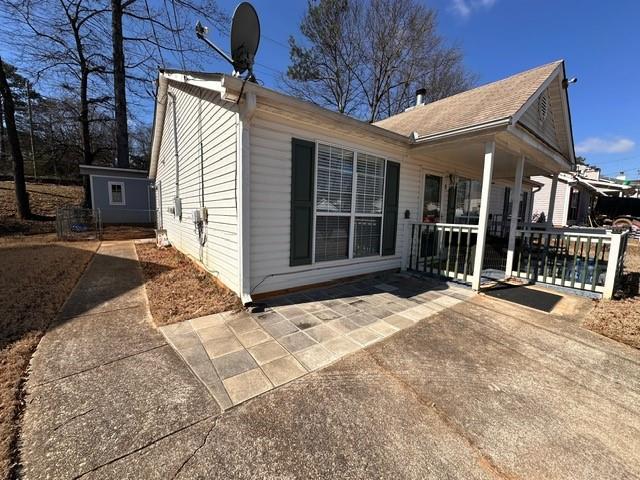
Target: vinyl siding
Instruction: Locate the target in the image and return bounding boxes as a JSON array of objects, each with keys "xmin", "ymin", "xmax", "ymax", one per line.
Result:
[
  {"xmin": 520, "ymin": 87, "xmax": 560, "ymax": 150},
  {"xmin": 249, "ymin": 109, "xmax": 420, "ymax": 295},
  {"xmin": 531, "ymin": 175, "xmax": 569, "ymax": 226},
  {"xmin": 156, "ymin": 82, "xmax": 240, "ymax": 294}
]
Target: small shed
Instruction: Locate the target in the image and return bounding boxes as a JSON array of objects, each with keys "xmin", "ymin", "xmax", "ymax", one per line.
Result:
[{"xmin": 79, "ymin": 165, "xmax": 156, "ymax": 224}]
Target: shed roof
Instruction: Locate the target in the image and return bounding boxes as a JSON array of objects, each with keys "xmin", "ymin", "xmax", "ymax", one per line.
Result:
[{"xmin": 373, "ymin": 61, "xmax": 563, "ymax": 138}]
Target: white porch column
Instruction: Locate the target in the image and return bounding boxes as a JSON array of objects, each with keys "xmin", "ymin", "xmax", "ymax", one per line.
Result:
[
  {"xmin": 472, "ymin": 141, "xmax": 495, "ymax": 291},
  {"xmin": 504, "ymin": 155, "xmax": 525, "ymax": 279},
  {"xmin": 547, "ymin": 174, "xmax": 558, "ymax": 226},
  {"xmin": 525, "ymin": 188, "xmax": 534, "ymax": 223}
]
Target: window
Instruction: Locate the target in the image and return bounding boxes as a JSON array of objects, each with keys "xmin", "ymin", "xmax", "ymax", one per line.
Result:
[
  {"xmin": 315, "ymin": 216, "xmax": 350, "ymax": 261},
  {"xmin": 108, "ymin": 181, "xmax": 125, "ymax": 205},
  {"xmin": 316, "ymin": 144, "xmax": 353, "ymax": 213},
  {"xmin": 355, "ymin": 153, "xmax": 385, "ymax": 214},
  {"xmin": 314, "ymin": 144, "xmax": 387, "ymax": 262},
  {"xmin": 354, "ymin": 217, "xmax": 381, "ymax": 257},
  {"xmin": 447, "ymin": 178, "xmax": 481, "ymax": 224}
]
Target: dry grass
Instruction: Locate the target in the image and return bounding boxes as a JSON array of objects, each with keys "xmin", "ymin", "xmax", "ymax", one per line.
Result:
[
  {"xmin": 0, "ymin": 236, "xmax": 98, "ymax": 479},
  {"xmin": 136, "ymin": 244, "xmax": 242, "ymax": 327},
  {"xmin": 0, "ymin": 181, "xmax": 84, "ymax": 236},
  {"xmin": 583, "ymin": 242, "xmax": 640, "ymax": 349}
]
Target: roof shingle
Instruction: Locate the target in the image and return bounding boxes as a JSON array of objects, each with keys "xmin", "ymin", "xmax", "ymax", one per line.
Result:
[{"xmin": 373, "ymin": 60, "xmax": 563, "ymax": 138}]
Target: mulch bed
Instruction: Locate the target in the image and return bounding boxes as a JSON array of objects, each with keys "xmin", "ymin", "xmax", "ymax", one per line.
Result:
[
  {"xmin": 583, "ymin": 242, "xmax": 640, "ymax": 349},
  {"xmin": 136, "ymin": 244, "xmax": 242, "ymax": 327},
  {"xmin": 0, "ymin": 236, "xmax": 97, "ymax": 479}
]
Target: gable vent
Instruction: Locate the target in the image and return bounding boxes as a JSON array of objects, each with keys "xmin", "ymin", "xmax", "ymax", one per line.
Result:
[{"xmin": 538, "ymin": 91, "xmax": 550, "ymax": 123}]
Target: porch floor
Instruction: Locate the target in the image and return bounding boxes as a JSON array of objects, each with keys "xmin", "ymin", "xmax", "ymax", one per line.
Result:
[{"xmin": 160, "ymin": 274, "xmax": 474, "ymax": 409}]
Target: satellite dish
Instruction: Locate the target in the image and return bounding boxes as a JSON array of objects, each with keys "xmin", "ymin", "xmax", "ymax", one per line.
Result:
[
  {"xmin": 230, "ymin": 2, "xmax": 260, "ymax": 76},
  {"xmin": 195, "ymin": 2, "xmax": 260, "ymax": 82}
]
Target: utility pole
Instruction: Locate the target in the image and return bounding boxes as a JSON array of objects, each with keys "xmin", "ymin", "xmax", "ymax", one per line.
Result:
[{"xmin": 26, "ymin": 82, "xmax": 36, "ymax": 179}]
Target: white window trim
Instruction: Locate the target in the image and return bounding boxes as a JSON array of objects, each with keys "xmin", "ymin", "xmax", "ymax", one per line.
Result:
[
  {"xmin": 108, "ymin": 181, "xmax": 126, "ymax": 206},
  {"xmin": 312, "ymin": 140, "xmax": 390, "ymax": 263}
]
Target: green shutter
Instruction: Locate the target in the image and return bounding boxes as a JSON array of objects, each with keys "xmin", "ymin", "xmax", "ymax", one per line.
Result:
[
  {"xmin": 290, "ymin": 138, "xmax": 315, "ymax": 266},
  {"xmin": 382, "ymin": 160, "xmax": 400, "ymax": 256}
]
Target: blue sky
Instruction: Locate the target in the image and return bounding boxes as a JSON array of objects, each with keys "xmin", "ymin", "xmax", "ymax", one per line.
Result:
[
  {"xmin": 211, "ymin": 0, "xmax": 640, "ymax": 179},
  {"xmin": 3, "ymin": 0, "xmax": 638, "ymax": 178}
]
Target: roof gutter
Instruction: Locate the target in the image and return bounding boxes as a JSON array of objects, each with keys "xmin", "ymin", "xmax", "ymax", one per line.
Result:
[{"xmin": 410, "ymin": 117, "xmax": 512, "ymax": 145}]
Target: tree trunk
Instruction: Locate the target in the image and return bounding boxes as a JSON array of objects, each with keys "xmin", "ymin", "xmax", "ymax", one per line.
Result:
[
  {"xmin": 112, "ymin": 0, "xmax": 130, "ymax": 169},
  {"xmin": 79, "ymin": 68, "xmax": 93, "ymax": 207},
  {"xmin": 0, "ymin": 97, "xmax": 5, "ymax": 171},
  {"xmin": 0, "ymin": 58, "xmax": 30, "ymax": 219},
  {"xmin": 27, "ymin": 82, "xmax": 37, "ymax": 179}
]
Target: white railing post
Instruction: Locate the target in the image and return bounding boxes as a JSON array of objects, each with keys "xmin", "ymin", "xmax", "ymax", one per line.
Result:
[
  {"xmin": 505, "ymin": 155, "xmax": 525, "ymax": 279},
  {"xmin": 547, "ymin": 174, "xmax": 558, "ymax": 227},
  {"xmin": 603, "ymin": 232, "xmax": 622, "ymax": 299},
  {"xmin": 472, "ymin": 141, "xmax": 495, "ymax": 291}
]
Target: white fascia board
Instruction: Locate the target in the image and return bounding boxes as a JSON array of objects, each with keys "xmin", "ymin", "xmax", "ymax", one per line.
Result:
[
  {"xmin": 412, "ymin": 117, "xmax": 511, "ymax": 145},
  {"xmin": 507, "ymin": 124, "xmax": 572, "ymax": 173},
  {"xmin": 511, "ymin": 62, "xmax": 562, "ymax": 125},
  {"xmin": 148, "ymin": 74, "xmax": 169, "ymax": 179}
]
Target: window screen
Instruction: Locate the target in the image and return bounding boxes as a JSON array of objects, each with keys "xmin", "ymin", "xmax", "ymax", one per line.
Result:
[
  {"xmin": 355, "ymin": 154, "xmax": 385, "ymax": 214},
  {"xmin": 316, "ymin": 144, "xmax": 353, "ymax": 213},
  {"xmin": 354, "ymin": 217, "xmax": 381, "ymax": 257},
  {"xmin": 315, "ymin": 216, "xmax": 350, "ymax": 262}
]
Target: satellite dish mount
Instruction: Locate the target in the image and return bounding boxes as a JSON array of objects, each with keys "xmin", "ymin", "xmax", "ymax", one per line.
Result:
[{"xmin": 195, "ymin": 2, "xmax": 260, "ymax": 83}]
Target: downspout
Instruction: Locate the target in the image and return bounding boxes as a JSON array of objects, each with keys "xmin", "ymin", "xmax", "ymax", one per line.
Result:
[{"xmin": 237, "ymin": 90, "xmax": 256, "ymax": 305}]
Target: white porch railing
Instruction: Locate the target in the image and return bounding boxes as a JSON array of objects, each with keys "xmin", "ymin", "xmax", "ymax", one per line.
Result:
[
  {"xmin": 407, "ymin": 223, "xmax": 479, "ymax": 284},
  {"xmin": 509, "ymin": 227, "xmax": 629, "ymax": 298},
  {"xmin": 407, "ymin": 222, "xmax": 630, "ymax": 299}
]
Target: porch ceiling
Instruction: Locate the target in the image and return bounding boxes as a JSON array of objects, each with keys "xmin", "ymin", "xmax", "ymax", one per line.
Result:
[{"xmin": 410, "ymin": 130, "xmax": 571, "ymax": 182}]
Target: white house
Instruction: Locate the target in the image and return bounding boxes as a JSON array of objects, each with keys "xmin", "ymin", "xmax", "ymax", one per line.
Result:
[{"xmin": 148, "ymin": 60, "xmax": 629, "ymax": 301}]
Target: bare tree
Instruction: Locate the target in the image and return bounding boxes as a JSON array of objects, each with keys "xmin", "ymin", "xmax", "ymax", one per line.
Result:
[
  {"xmin": 0, "ymin": 58, "xmax": 30, "ymax": 219},
  {"xmin": 108, "ymin": 0, "xmax": 227, "ymax": 169},
  {"xmin": 286, "ymin": 0, "xmax": 476, "ymax": 122},
  {"xmin": 285, "ymin": 0, "xmax": 361, "ymax": 115}
]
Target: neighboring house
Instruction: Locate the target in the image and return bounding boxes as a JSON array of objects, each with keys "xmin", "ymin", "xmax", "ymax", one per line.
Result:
[
  {"xmin": 532, "ymin": 165, "xmax": 636, "ymax": 226},
  {"xmin": 79, "ymin": 165, "xmax": 156, "ymax": 224},
  {"xmin": 149, "ymin": 60, "xmax": 579, "ymax": 302}
]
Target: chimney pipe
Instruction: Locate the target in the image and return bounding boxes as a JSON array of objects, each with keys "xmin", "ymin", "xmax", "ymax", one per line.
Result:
[{"xmin": 415, "ymin": 88, "xmax": 426, "ymax": 106}]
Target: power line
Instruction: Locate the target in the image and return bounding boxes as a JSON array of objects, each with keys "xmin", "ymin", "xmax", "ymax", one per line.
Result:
[
  {"xmin": 170, "ymin": 0, "xmax": 186, "ymax": 70},
  {"xmin": 144, "ymin": 0, "xmax": 165, "ymax": 67}
]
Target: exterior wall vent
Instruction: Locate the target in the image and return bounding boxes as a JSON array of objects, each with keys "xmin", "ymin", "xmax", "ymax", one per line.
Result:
[{"xmin": 538, "ymin": 91, "xmax": 550, "ymax": 123}]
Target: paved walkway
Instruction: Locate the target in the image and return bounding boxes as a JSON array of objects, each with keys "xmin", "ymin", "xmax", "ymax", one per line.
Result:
[
  {"xmin": 19, "ymin": 241, "xmax": 640, "ymax": 479},
  {"xmin": 19, "ymin": 241, "xmax": 219, "ymax": 479},
  {"xmin": 162, "ymin": 275, "xmax": 473, "ymax": 409}
]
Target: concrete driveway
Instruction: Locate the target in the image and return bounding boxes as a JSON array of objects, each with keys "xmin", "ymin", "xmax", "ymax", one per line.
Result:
[{"xmin": 20, "ymin": 241, "xmax": 640, "ymax": 479}]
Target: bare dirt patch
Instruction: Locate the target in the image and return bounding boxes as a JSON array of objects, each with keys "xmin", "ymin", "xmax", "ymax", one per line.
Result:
[
  {"xmin": 101, "ymin": 225, "xmax": 155, "ymax": 241},
  {"xmin": 583, "ymin": 242, "xmax": 640, "ymax": 349},
  {"xmin": 0, "ymin": 181, "xmax": 84, "ymax": 236},
  {"xmin": 136, "ymin": 244, "xmax": 242, "ymax": 327},
  {"xmin": 0, "ymin": 235, "xmax": 98, "ymax": 479}
]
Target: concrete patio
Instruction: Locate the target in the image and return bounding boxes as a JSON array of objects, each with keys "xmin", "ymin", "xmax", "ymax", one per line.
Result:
[
  {"xmin": 161, "ymin": 274, "xmax": 473, "ymax": 409},
  {"xmin": 19, "ymin": 240, "xmax": 640, "ymax": 479}
]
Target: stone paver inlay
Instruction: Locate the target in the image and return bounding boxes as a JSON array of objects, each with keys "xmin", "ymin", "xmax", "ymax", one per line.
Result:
[{"xmin": 160, "ymin": 273, "xmax": 473, "ymax": 409}]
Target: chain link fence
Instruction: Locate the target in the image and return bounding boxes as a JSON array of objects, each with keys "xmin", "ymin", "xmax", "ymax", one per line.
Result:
[{"xmin": 56, "ymin": 207, "xmax": 102, "ymax": 241}]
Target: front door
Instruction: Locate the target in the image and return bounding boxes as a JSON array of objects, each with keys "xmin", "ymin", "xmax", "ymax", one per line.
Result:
[{"xmin": 422, "ymin": 174, "xmax": 442, "ymax": 223}]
